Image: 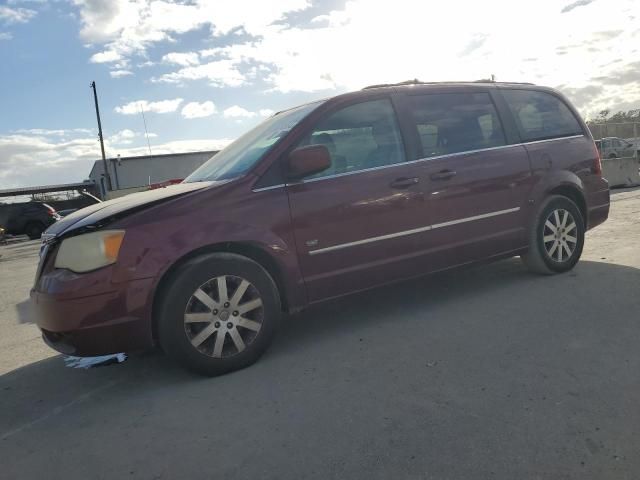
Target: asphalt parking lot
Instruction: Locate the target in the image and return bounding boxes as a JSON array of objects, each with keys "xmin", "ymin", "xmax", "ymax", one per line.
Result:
[{"xmin": 1, "ymin": 188, "xmax": 639, "ymax": 480}]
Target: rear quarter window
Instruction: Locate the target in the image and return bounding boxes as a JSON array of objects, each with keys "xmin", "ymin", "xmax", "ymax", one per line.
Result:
[{"xmin": 502, "ymin": 89, "xmax": 584, "ymax": 142}]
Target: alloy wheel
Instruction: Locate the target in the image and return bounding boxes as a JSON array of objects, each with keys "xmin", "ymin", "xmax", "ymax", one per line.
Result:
[
  {"xmin": 543, "ymin": 208, "xmax": 578, "ymax": 263},
  {"xmin": 184, "ymin": 275, "xmax": 263, "ymax": 358}
]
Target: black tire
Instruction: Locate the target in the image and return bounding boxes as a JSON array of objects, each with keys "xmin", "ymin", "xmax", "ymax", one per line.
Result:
[
  {"xmin": 521, "ymin": 195, "xmax": 585, "ymax": 275},
  {"xmin": 608, "ymin": 153, "xmax": 617, "ymax": 159},
  {"xmin": 157, "ymin": 253, "xmax": 281, "ymax": 376},
  {"xmin": 25, "ymin": 222, "xmax": 44, "ymax": 240}
]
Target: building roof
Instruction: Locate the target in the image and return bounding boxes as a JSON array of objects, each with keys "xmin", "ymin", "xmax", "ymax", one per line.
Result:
[
  {"xmin": 106, "ymin": 150, "xmax": 218, "ymax": 163},
  {"xmin": 0, "ymin": 180, "xmax": 95, "ymax": 198},
  {"xmin": 88, "ymin": 150, "xmax": 218, "ymax": 179}
]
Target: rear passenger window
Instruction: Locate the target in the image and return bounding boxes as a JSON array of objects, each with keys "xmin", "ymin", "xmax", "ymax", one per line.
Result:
[
  {"xmin": 502, "ymin": 90, "xmax": 583, "ymax": 142},
  {"xmin": 405, "ymin": 93, "xmax": 506, "ymax": 159}
]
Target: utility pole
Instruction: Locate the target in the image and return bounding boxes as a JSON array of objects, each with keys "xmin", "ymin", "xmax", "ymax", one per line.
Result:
[{"xmin": 90, "ymin": 81, "xmax": 112, "ymax": 192}]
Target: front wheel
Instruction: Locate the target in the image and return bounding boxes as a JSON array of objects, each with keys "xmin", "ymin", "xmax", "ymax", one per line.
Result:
[
  {"xmin": 157, "ymin": 253, "xmax": 281, "ymax": 376},
  {"xmin": 521, "ymin": 195, "xmax": 585, "ymax": 275}
]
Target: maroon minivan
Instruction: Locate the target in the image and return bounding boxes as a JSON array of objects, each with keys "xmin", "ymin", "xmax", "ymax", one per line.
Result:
[{"xmin": 32, "ymin": 81, "xmax": 610, "ymax": 375}]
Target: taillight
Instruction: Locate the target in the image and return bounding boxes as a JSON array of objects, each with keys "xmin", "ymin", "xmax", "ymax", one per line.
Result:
[
  {"xmin": 45, "ymin": 206, "xmax": 57, "ymax": 217},
  {"xmin": 592, "ymin": 141, "xmax": 602, "ymax": 176}
]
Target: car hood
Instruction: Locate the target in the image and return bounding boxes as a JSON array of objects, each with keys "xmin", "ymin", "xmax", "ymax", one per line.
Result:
[{"xmin": 45, "ymin": 181, "xmax": 215, "ymax": 237}]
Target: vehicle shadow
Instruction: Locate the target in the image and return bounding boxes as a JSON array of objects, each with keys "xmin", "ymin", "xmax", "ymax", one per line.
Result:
[
  {"xmin": 2, "ymin": 258, "xmax": 640, "ymax": 479},
  {"xmin": 272, "ymin": 256, "xmax": 625, "ymax": 356}
]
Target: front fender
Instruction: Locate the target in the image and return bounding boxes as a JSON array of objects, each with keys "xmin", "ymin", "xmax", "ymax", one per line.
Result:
[
  {"xmin": 113, "ymin": 220, "xmax": 296, "ymax": 282},
  {"xmin": 108, "ymin": 179, "xmax": 306, "ymax": 316}
]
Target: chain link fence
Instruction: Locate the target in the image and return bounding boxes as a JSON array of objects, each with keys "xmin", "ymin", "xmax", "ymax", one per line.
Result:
[{"xmin": 588, "ymin": 122, "xmax": 640, "ymax": 141}]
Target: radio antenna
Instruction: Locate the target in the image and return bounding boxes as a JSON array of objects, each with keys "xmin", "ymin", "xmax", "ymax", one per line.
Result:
[{"xmin": 139, "ymin": 103, "xmax": 153, "ymax": 155}]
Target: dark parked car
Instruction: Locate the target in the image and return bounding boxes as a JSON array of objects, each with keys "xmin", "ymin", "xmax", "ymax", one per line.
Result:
[
  {"xmin": 32, "ymin": 81, "xmax": 610, "ymax": 376},
  {"xmin": 0, "ymin": 201, "xmax": 60, "ymax": 239}
]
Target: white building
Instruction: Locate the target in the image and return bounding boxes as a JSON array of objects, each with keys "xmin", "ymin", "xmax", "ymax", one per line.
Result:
[{"xmin": 88, "ymin": 150, "xmax": 217, "ymax": 198}]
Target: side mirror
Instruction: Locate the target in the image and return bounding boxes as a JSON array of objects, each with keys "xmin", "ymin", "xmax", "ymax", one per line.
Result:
[{"xmin": 286, "ymin": 145, "xmax": 332, "ymax": 179}]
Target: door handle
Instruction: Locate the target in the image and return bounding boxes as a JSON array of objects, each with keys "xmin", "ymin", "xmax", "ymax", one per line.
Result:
[
  {"xmin": 430, "ymin": 170, "xmax": 456, "ymax": 181},
  {"xmin": 389, "ymin": 177, "xmax": 419, "ymax": 189}
]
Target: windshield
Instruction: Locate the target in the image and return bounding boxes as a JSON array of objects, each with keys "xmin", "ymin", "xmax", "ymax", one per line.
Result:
[{"xmin": 185, "ymin": 101, "xmax": 323, "ymax": 182}]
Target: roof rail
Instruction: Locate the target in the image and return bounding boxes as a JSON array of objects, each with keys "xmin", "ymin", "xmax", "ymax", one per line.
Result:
[
  {"xmin": 362, "ymin": 79, "xmax": 535, "ymax": 90},
  {"xmin": 363, "ymin": 79, "xmax": 424, "ymax": 89}
]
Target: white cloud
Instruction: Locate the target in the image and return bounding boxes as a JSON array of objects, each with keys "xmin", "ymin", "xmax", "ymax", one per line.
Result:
[
  {"xmin": 72, "ymin": 0, "xmax": 143, "ymax": 44},
  {"xmin": 179, "ymin": 0, "xmax": 639, "ymax": 116},
  {"xmin": 223, "ymin": 105, "xmax": 257, "ymax": 119},
  {"xmin": 73, "ymin": 0, "xmax": 310, "ymax": 67},
  {"xmin": 12, "ymin": 128, "xmax": 93, "ymax": 136},
  {"xmin": 110, "ymin": 69, "xmax": 133, "ymax": 78},
  {"xmin": 181, "ymin": 101, "xmax": 217, "ymax": 119},
  {"xmin": 0, "ymin": 130, "xmax": 230, "ymax": 189},
  {"xmin": 115, "ymin": 98, "xmax": 184, "ymax": 115},
  {"xmin": 69, "ymin": 0, "xmax": 640, "ymax": 117},
  {"xmin": 90, "ymin": 49, "xmax": 122, "ymax": 63},
  {"xmin": 259, "ymin": 109, "xmax": 275, "ymax": 117},
  {"xmin": 0, "ymin": 134, "xmax": 103, "ymax": 188},
  {"xmin": 561, "ymin": 0, "xmax": 596, "ymax": 13},
  {"xmin": 110, "ymin": 129, "xmax": 137, "ymax": 144},
  {"xmin": 163, "ymin": 51, "xmax": 199, "ymax": 66},
  {"xmin": 0, "ymin": 5, "xmax": 37, "ymax": 24},
  {"xmin": 310, "ymin": 14, "xmax": 330, "ymax": 24},
  {"xmin": 0, "ymin": 32, "xmax": 12, "ymax": 40},
  {"xmin": 154, "ymin": 59, "xmax": 246, "ymax": 87},
  {"xmin": 114, "ymin": 138, "xmax": 231, "ymax": 158}
]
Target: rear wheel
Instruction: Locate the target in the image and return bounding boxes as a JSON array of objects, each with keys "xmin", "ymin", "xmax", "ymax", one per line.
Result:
[
  {"xmin": 25, "ymin": 222, "xmax": 45, "ymax": 240},
  {"xmin": 157, "ymin": 253, "xmax": 281, "ymax": 376},
  {"xmin": 521, "ymin": 195, "xmax": 585, "ymax": 275}
]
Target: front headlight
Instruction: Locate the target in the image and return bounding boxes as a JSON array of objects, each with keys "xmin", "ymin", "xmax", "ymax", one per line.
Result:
[{"xmin": 54, "ymin": 230, "xmax": 125, "ymax": 273}]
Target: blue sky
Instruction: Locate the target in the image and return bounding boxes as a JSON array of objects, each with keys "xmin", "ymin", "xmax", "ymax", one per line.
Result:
[{"xmin": 1, "ymin": 0, "xmax": 639, "ymax": 189}]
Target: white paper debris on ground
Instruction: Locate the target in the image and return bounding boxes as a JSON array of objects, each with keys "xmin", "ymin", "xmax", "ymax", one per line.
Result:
[{"xmin": 64, "ymin": 353, "xmax": 127, "ymax": 369}]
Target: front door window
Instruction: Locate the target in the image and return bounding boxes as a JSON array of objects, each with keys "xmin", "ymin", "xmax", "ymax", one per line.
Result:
[{"xmin": 295, "ymin": 98, "xmax": 406, "ymax": 179}]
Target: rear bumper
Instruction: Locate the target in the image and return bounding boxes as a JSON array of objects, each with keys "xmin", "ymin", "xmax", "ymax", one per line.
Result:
[
  {"xmin": 31, "ymin": 271, "xmax": 155, "ymax": 356},
  {"xmin": 586, "ymin": 185, "xmax": 610, "ymax": 230}
]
